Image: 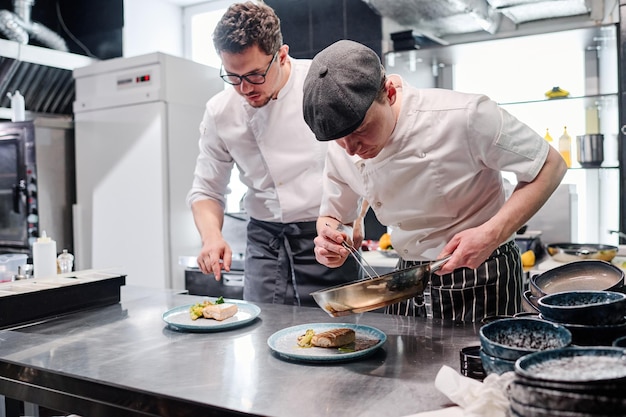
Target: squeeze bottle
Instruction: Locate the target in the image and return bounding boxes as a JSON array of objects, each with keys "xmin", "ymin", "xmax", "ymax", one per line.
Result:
[
  {"xmin": 544, "ymin": 128, "xmax": 553, "ymax": 143},
  {"xmin": 33, "ymin": 231, "xmax": 57, "ymax": 278},
  {"xmin": 7, "ymin": 90, "xmax": 25, "ymax": 122},
  {"xmin": 559, "ymin": 126, "xmax": 572, "ymax": 168}
]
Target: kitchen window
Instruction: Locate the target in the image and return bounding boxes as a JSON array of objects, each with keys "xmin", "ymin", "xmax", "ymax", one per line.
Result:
[{"xmin": 183, "ymin": 0, "xmax": 248, "ymax": 213}]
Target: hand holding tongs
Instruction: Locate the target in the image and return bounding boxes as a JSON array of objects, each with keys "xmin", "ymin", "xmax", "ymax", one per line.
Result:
[{"xmin": 326, "ymin": 223, "xmax": 379, "ymax": 279}]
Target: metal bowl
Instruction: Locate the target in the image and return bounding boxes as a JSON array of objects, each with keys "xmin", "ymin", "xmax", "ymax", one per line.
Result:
[
  {"xmin": 547, "ymin": 243, "xmax": 618, "ymax": 262},
  {"xmin": 530, "ymin": 260, "xmax": 625, "ymax": 298},
  {"xmin": 310, "ymin": 257, "xmax": 448, "ymax": 317}
]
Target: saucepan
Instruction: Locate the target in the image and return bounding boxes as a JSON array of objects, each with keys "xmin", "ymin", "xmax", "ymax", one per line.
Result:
[
  {"xmin": 546, "ymin": 243, "xmax": 618, "ymax": 262},
  {"xmin": 311, "ymin": 256, "xmax": 450, "ymax": 317}
]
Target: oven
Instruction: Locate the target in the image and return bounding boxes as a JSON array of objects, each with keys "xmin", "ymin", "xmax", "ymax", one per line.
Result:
[
  {"xmin": 0, "ymin": 119, "xmax": 74, "ymax": 257},
  {"xmin": 0, "ymin": 121, "xmax": 36, "ymax": 252}
]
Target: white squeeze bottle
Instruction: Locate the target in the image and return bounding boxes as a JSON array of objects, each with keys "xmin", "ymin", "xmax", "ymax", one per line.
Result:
[
  {"xmin": 7, "ymin": 90, "xmax": 25, "ymax": 122},
  {"xmin": 33, "ymin": 231, "xmax": 57, "ymax": 278}
]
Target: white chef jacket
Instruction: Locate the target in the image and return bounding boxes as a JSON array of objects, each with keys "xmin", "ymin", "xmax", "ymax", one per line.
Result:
[
  {"xmin": 321, "ymin": 79, "xmax": 550, "ymax": 260},
  {"xmin": 187, "ymin": 57, "xmax": 327, "ymax": 223}
]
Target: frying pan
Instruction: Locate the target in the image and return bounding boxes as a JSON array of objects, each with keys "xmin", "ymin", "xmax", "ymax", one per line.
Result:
[
  {"xmin": 311, "ymin": 256, "xmax": 450, "ymax": 317},
  {"xmin": 530, "ymin": 260, "xmax": 624, "ymax": 298},
  {"xmin": 546, "ymin": 243, "xmax": 617, "ymax": 262}
]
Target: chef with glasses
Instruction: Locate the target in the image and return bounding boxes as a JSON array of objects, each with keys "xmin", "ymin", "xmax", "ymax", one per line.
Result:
[{"xmin": 187, "ymin": 2, "xmax": 358, "ymax": 307}]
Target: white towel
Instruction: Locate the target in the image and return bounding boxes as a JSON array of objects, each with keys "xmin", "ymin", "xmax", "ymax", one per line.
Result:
[{"xmin": 403, "ymin": 365, "xmax": 515, "ymax": 417}]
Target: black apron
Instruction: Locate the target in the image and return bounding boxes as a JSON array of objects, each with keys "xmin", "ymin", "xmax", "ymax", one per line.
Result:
[
  {"xmin": 243, "ymin": 218, "xmax": 359, "ymax": 307},
  {"xmin": 384, "ymin": 241, "xmax": 522, "ymax": 322}
]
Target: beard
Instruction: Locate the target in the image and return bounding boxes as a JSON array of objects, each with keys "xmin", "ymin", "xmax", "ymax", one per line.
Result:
[{"xmin": 242, "ymin": 89, "xmax": 276, "ymax": 108}]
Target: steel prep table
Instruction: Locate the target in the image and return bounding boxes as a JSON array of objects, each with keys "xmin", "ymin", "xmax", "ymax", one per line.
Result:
[{"xmin": 0, "ymin": 285, "xmax": 481, "ymax": 417}]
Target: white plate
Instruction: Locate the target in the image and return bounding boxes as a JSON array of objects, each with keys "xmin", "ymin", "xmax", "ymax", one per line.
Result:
[
  {"xmin": 162, "ymin": 299, "xmax": 260, "ymax": 332},
  {"xmin": 267, "ymin": 323, "xmax": 386, "ymax": 362}
]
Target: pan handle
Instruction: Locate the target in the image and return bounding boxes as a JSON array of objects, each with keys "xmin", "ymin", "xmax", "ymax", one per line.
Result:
[{"xmin": 429, "ymin": 255, "xmax": 452, "ymax": 273}]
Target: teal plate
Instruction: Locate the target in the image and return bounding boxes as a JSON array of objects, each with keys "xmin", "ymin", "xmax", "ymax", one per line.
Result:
[
  {"xmin": 267, "ymin": 323, "xmax": 386, "ymax": 363},
  {"xmin": 162, "ymin": 299, "xmax": 261, "ymax": 332}
]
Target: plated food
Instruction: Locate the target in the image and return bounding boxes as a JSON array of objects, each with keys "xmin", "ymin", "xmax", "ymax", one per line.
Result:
[
  {"xmin": 163, "ymin": 298, "xmax": 260, "ymax": 332},
  {"xmin": 268, "ymin": 323, "xmax": 386, "ymax": 362},
  {"xmin": 189, "ymin": 297, "xmax": 239, "ymax": 321},
  {"xmin": 297, "ymin": 328, "xmax": 356, "ymax": 349}
]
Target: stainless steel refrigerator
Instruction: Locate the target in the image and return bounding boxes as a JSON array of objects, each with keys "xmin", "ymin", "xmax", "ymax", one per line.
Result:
[{"xmin": 73, "ymin": 53, "xmax": 223, "ymax": 290}]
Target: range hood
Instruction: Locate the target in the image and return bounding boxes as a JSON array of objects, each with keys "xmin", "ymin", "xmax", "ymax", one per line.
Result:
[
  {"xmin": 0, "ymin": 38, "xmax": 94, "ymax": 116},
  {"xmin": 365, "ymin": 0, "xmax": 608, "ymax": 47}
]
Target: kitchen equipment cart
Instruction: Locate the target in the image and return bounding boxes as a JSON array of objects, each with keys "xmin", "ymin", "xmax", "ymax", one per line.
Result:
[{"xmin": 0, "ymin": 286, "xmax": 479, "ymax": 417}]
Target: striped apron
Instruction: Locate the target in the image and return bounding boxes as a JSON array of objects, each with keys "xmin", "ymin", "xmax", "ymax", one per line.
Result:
[
  {"xmin": 243, "ymin": 218, "xmax": 359, "ymax": 307},
  {"xmin": 384, "ymin": 241, "xmax": 522, "ymax": 322}
]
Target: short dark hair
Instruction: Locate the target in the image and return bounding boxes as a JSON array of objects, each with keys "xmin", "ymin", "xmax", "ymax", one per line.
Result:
[
  {"xmin": 375, "ymin": 71, "xmax": 387, "ymax": 103},
  {"xmin": 213, "ymin": 1, "xmax": 283, "ymax": 56}
]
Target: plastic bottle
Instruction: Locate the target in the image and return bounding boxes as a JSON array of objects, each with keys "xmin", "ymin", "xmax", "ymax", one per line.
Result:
[
  {"xmin": 57, "ymin": 249, "xmax": 74, "ymax": 273},
  {"xmin": 33, "ymin": 231, "xmax": 57, "ymax": 278},
  {"xmin": 559, "ymin": 126, "xmax": 572, "ymax": 168},
  {"xmin": 544, "ymin": 128, "xmax": 553, "ymax": 143},
  {"xmin": 7, "ymin": 90, "xmax": 25, "ymax": 122}
]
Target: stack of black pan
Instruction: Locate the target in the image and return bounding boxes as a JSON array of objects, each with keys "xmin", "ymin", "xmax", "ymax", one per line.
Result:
[
  {"xmin": 536, "ymin": 290, "xmax": 626, "ymax": 346},
  {"xmin": 508, "ymin": 347, "xmax": 626, "ymax": 416}
]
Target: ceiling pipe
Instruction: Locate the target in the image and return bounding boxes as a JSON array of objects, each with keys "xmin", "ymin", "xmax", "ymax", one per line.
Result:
[{"xmin": 0, "ymin": 0, "xmax": 68, "ymax": 52}]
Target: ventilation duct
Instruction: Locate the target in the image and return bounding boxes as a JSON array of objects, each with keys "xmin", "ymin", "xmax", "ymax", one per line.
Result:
[
  {"xmin": 0, "ymin": 1, "xmax": 93, "ymax": 116},
  {"xmin": 364, "ymin": 0, "xmax": 598, "ymax": 45},
  {"xmin": 488, "ymin": 0, "xmax": 590, "ymax": 24},
  {"xmin": 0, "ymin": 0, "xmax": 68, "ymax": 51},
  {"xmin": 0, "ymin": 38, "xmax": 93, "ymax": 116}
]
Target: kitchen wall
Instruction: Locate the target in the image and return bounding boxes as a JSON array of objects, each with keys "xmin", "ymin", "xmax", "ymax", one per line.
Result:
[
  {"xmin": 266, "ymin": 0, "xmax": 382, "ymax": 58},
  {"xmin": 126, "ymin": 0, "xmax": 383, "ymax": 60},
  {"xmin": 123, "ymin": 0, "xmax": 184, "ymax": 58}
]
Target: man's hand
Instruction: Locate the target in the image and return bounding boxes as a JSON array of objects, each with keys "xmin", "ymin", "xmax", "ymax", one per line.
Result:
[
  {"xmin": 197, "ymin": 237, "xmax": 232, "ymax": 280},
  {"xmin": 314, "ymin": 217, "xmax": 351, "ymax": 268},
  {"xmin": 436, "ymin": 225, "xmax": 500, "ymax": 275}
]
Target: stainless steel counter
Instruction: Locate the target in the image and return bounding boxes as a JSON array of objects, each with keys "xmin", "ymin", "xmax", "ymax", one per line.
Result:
[{"xmin": 0, "ymin": 286, "xmax": 481, "ymax": 417}]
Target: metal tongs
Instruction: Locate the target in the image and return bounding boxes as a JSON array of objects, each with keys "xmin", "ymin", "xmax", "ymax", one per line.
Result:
[
  {"xmin": 326, "ymin": 223, "xmax": 379, "ymax": 280},
  {"xmin": 609, "ymin": 230, "xmax": 626, "ymax": 240}
]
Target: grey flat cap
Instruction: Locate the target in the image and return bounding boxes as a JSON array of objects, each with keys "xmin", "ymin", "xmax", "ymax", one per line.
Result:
[{"xmin": 303, "ymin": 40, "xmax": 383, "ymax": 141}]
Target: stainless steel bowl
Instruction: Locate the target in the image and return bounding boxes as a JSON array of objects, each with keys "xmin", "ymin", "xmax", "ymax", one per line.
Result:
[
  {"xmin": 311, "ymin": 257, "xmax": 449, "ymax": 317},
  {"xmin": 547, "ymin": 243, "xmax": 618, "ymax": 263}
]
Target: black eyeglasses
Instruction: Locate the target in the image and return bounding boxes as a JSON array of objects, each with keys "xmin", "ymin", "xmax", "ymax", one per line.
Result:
[{"xmin": 220, "ymin": 52, "xmax": 278, "ymax": 85}]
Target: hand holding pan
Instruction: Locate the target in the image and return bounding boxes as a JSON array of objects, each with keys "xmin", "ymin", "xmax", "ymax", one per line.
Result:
[{"xmin": 311, "ymin": 255, "xmax": 451, "ymax": 317}]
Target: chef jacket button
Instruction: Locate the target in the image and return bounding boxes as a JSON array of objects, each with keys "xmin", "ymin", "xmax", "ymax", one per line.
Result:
[
  {"xmin": 360, "ymin": 162, "xmax": 365, "ymax": 168},
  {"xmin": 403, "ymin": 249, "xmax": 409, "ymax": 254},
  {"xmin": 375, "ymin": 201, "xmax": 382, "ymax": 208},
  {"xmin": 418, "ymin": 152, "xmax": 426, "ymax": 158}
]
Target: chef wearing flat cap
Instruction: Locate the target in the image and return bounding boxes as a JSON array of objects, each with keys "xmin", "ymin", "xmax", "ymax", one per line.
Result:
[{"xmin": 304, "ymin": 40, "xmax": 567, "ymax": 321}]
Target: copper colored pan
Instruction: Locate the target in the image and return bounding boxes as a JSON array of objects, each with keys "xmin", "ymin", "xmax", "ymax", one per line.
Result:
[{"xmin": 311, "ymin": 256, "xmax": 450, "ymax": 317}]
